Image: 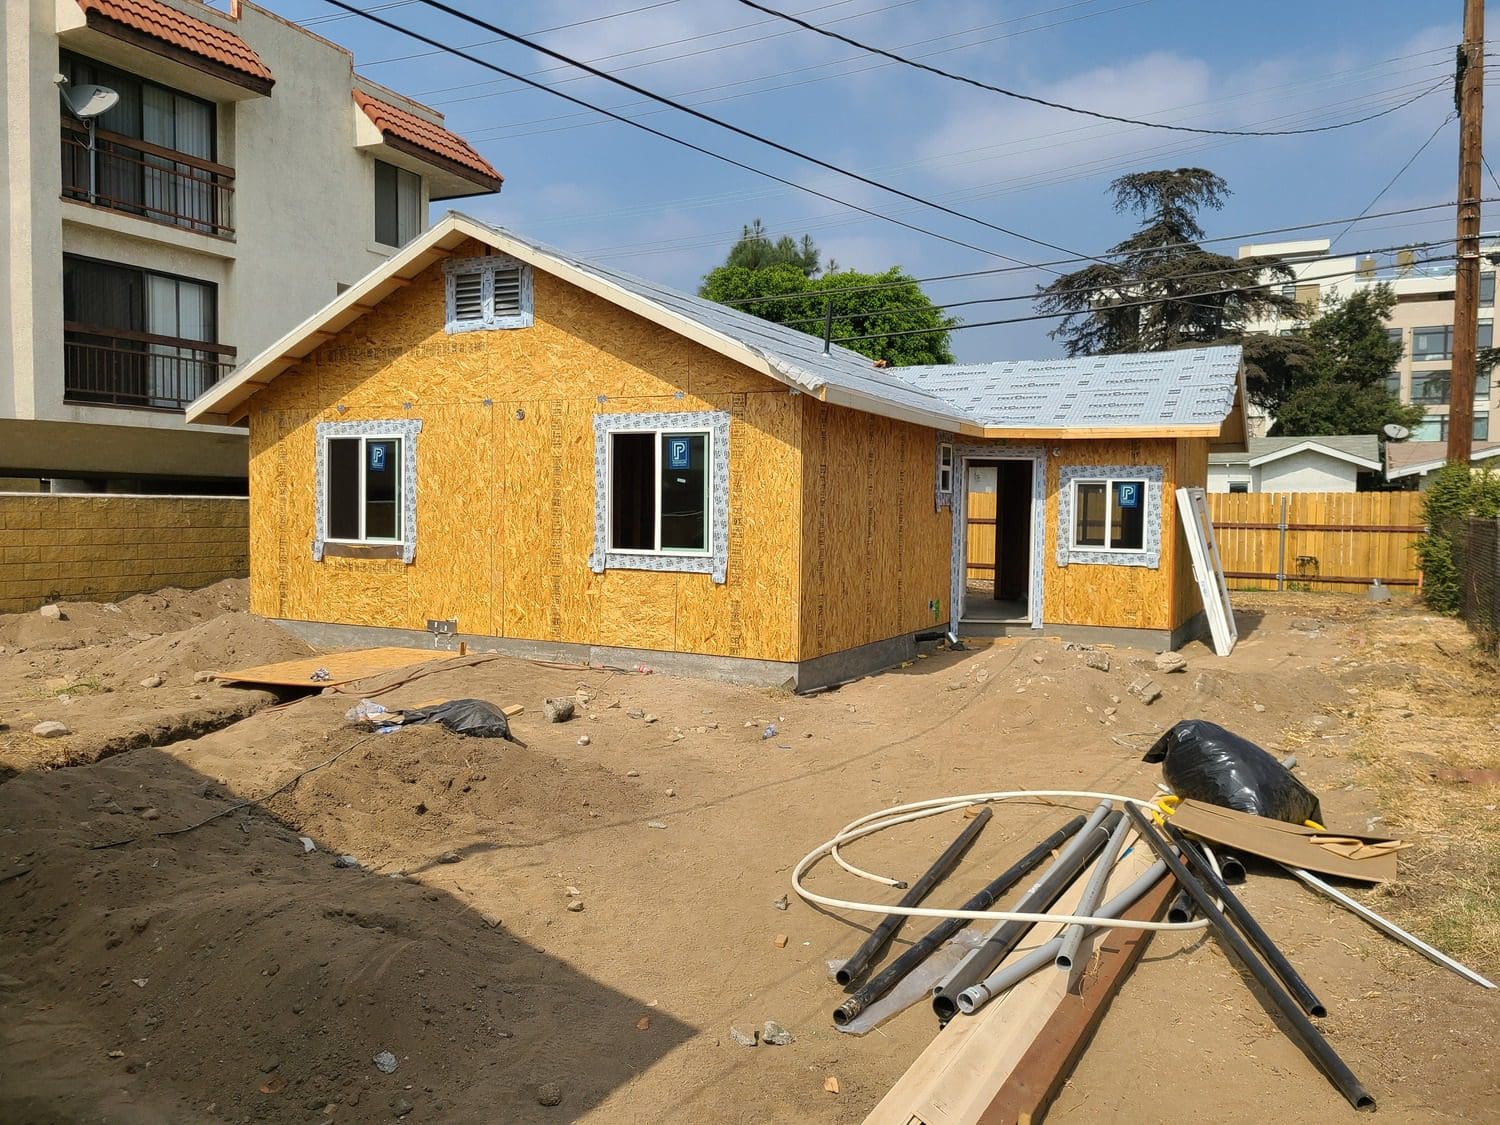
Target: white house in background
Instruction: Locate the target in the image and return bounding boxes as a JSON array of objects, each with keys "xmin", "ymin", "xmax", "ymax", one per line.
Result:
[
  {"xmin": 1209, "ymin": 435, "xmax": 1382, "ymax": 493},
  {"xmin": 1, "ymin": 0, "xmax": 502, "ymax": 493},
  {"xmin": 1384, "ymin": 439, "xmax": 1500, "ymax": 490}
]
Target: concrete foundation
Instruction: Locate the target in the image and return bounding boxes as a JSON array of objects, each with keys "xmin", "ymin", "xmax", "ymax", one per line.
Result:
[{"xmin": 957, "ymin": 611, "xmax": 1210, "ymax": 653}]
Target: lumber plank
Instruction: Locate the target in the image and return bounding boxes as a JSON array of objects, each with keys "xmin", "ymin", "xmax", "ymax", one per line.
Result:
[
  {"xmin": 216, "ymin": 647, "xmax": 451, "ymax": 687},
  {"xmin": 977, "ymin": 874, "xmax": 1175, "ymax": 1124}
]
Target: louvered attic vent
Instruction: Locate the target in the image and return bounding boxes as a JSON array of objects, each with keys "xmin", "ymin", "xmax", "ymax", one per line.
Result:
[{"xmin": 443, "ymin": 254, "xmax": 533, "ymax": 333}]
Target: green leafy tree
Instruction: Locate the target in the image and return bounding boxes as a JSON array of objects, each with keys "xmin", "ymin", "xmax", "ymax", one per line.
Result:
[
  {"xmin": 1414, "ymin": 463, "xmax": 1500, "ymax": 615},
  {"xmin": 1258, "ymin": 285, "xmax": 1426, "ymax": 437},
  {"xmin": 1036, "ymin": 169, "xmax": 1296, "ymax": 355},
  {"xmin": 720, "ymin": 218, "xmax": 824, "ymax": 276},
  {"xmin": 700, "ymin": 225, "xmax": 956, "ymax": 366}
]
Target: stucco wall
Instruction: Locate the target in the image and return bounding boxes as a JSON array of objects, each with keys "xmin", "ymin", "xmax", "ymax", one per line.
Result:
[
  {"xmin": 0, "ymin": 493, "xmax": 248, "ymax": 612},
  {"xmin": 1254, "ymin": 451, "xmax": 1359, "ymax": 492}
]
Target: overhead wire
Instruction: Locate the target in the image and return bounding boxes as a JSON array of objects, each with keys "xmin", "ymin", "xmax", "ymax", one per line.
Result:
[
  {"xmin": 731, "ymin": 0, "xmax": 1450, "ymax": 136},
  {"xmin": 1329, "ymin": 113, "xmax": 1457, "ymax": 248}
]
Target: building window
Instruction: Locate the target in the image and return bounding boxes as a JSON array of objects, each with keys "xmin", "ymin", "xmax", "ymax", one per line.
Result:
[
  {"xmin": 1411, "ymin": 325, "xmax": 1454, "ymax": 361},
  {"xmin": 59, "ymin": 51, "xmax": 228, "ymax": 236},
  {"xmin": 1072, "ymin": 479, "xmax": 1147, "ymax": 551},
  {"xmin": 1384, "ymin": 370, "xmax": 1402, "ymax": 398},
  {"xmin": 1480, "ymin": 319, "xmax": 1493, "ymax": 351},
  {"xmin": 313, "ymin": 420, "xmax": 421, "ymax": 563},
  {"xmin": 443, "ymin": 254, "xmax": 534, "ymax": 332},
  {"xmin": 1411, "ymin": 370, "xmax": 1451, "ymax": 404},
  {"xmin": 374, "ymin": 159, "xmax": 422, "ymax": 248},
  {"xmin": 1228, "ymin": 482, "xmax": 1250, "ymax": 494},
  {"xmin": 1412, "ymin": 413, "xmax": 1490, "ymax": 442},
  {"xmin": 1481, "ymin": 272, "xmax": 1495, "ymax": 307},
  {"xmin": 1386, "ymin": 327, "xmax": 1404, "ymax": 357},
  {"xmin": 590, "ymin": 412, "xmax": 730, "ymax": 582},
  {"xmin": 937, "ymin": 442, "xmax": 954, "ymax": 493},
  {"xmin": 62, "ymin": 254, "xmax": 229, "ymax": 410}
]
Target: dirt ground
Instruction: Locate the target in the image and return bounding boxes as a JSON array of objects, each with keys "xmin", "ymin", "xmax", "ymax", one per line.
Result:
[{"xmin": 2, "ymin": 584, "xmax": 1498, "ymax": 1123}]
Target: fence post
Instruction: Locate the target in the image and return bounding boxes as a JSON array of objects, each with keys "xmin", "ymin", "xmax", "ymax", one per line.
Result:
[{"xmin": 1276, "ymin": 494, "xmax": 1288, "ymax": 592}]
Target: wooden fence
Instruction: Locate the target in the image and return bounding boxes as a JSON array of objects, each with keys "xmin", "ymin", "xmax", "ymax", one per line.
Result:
[
  {"xmin": 966, "ymin": 491, "xmax": 997, "ymax": 583},
  {"xmin": 1206, "ymin": 492, "xmax": 1425, "ymax": 593}
]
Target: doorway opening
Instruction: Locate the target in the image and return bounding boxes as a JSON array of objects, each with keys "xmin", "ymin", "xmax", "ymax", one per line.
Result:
[{"xmin": 964, "ymin": 459, "xmax": 1034, "ymax": 623}]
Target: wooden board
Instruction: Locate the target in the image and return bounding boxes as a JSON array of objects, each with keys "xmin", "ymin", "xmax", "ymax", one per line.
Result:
[{"xmin": 216, "ymin": 646, "xmax": 453, "ymax": 688}]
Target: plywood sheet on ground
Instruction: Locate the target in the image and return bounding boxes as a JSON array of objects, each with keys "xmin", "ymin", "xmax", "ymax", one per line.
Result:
[{"xmin": 215, "ymin": 647, "xmax": 450, "ymax": 688}]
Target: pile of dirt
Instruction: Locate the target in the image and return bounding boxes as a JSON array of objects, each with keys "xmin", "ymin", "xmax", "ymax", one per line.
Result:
[
  {"xmin": 0, "ymin": 739, "xmax": 680, "ymax": 1123},
  {"xmin": 91, "ymin": 613, "xmax": 313, "ymax": 685},
  {"xmin": 0, "ymin": 579, "xmax": 248, "ymax": 654}
]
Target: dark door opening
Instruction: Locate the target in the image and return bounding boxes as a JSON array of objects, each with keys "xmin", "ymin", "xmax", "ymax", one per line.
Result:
[{"xmin": 964, "ymin": 459, "xmax": 1033, "ymax": 622}]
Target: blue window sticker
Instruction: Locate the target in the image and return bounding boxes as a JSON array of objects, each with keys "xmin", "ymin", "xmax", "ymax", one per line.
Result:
[
  {"xmin": 1116, "ymin": 482, "xmax": 1140, "ymax": 509},
  {"xmin": 369, "ymin": 443, "xmax": 388, "ymax": 472},
  {"xmin": 667, "ymin": 436, "xmax": 692, "ymax": 470}
]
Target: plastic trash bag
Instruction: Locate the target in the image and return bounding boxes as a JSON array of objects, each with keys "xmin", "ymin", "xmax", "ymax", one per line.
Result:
[
  {"xmin": 344, "ymin": 699, "xmax": 390, "ymax": 723},
  {"xmin": 1143, "ymin": 719, "xmax": 1322, "ymax": 825},
  {"xmin": 401, "ymin": 699, "xmax": 525, "ymax": 745}
]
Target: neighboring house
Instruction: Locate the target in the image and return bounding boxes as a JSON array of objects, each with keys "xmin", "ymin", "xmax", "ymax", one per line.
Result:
[
  {"xmin": 186, "ymin": 214, "xmax": 1249, "ymax": 688},
  {"xmin": 1208, "ymin": 435, "xmax": 1381, "ymax": 493},
  {"xmin": 1384, "ymin": 440, "xmax": 1500, "ymax": 490},
  {"xmin": 1238, "ymin": 238, "xmax": 1499, "ymax": 443},
  {"xmin": 0, "ymin": 0, "xmax": 501, "ymax": 493}
]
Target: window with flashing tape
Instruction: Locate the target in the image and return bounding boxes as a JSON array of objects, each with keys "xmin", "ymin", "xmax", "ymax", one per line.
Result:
[
  {"xmin": 608, "ymin": 429, "xmax": 710, "ymax": 554},
  {"xmin": 1072, "ymin": 478, "xmax": 1146, "ymax": 551},
  {"xmin": 326, "ymin": 435, "xmax": 403, "ymax": 543}
]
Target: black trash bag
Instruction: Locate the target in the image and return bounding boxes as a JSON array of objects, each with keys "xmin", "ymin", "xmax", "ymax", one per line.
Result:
[
  {"xmin": 1143, "ymin": 719, "xmax": 1321, "ymax": 825},
  {"xmin": 402, "ymin": 699, "xmax": 526, "ymax": 746}
]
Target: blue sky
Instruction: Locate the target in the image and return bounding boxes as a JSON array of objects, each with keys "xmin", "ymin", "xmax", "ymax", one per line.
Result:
[{"xmin": 275, "ymin": 0, "xmax": 1478, "ymax": 360}]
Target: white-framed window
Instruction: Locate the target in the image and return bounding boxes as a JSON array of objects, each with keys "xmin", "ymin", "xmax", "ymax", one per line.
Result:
[
  {"xmin": 937, "ymin": 442, "xmax": 954, "ymax": 493},
  {"xmin": 373, "ymin": 159, "xmax": 422, "ymax": 248},
  {"xmin": 1070, "ymin": 477, "xmax": 1147, "ymax": 553},
  {"xmin": 444, "ymin": 254, "xmax": 533, "ymax": 333},
  {"xmin": 607, "ymin": 428, "xmax": 712, "ymax": 556},
  {"xmin": 325, "ymin": 434, "xmax": 405, "ymax": 544}
]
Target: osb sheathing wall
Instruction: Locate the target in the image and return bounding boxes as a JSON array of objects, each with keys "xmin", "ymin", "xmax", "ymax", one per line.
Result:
[
  {"xmin": 246, "ymin": 239, "xmax": 808, "ymax": 662},
  {"xmin": 1171, "ymin": 438, "xmax": 1209, "ymax": 627}
]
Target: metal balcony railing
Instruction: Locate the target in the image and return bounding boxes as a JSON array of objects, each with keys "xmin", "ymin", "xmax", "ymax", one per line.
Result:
[
  {"xmin": 61, "ymin": 120, "xmax": 235, "ymax": 238},
  {"xmin": 64, "ymin": 326, "xmax": 237, "ymax": 411}
]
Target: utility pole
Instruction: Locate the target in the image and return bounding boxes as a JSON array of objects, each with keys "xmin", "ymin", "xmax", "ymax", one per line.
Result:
[{"xmin": 1448, "ymin": 0, "xmax": 1484, "ymax": 466}]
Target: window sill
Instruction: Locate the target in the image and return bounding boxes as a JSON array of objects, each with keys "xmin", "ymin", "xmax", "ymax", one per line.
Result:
[
  {"xmin": 593, "ymin": 551, "xmax": 716, "ymax": 578},
  {"xmin": 321, "ymin": 542, "xmax": 404, "ymax": 560}
]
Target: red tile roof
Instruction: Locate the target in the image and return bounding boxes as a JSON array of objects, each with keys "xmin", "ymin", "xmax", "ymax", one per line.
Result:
[
  {"xmin": 76, "ymin": 0, "xmax": 274, "ymax": 86},
  {"xmin": 354, "ymin": 90, "xmax": 502, "ymax": 190}
]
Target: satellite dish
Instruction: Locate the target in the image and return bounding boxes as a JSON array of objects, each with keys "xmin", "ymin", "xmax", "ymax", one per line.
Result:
[
  {"xmin": 60, "ymin": 83, "xmax": 119, "ymax": 121},
  {"xmin": 1383, "ymin": 423, "xmax": 1410, "ymax": 441}
]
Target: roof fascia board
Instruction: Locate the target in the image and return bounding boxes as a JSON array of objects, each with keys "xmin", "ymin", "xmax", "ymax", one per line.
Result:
[{"xmin": 1250, "ymin": 440, "xmax": 1381, "ymax": 470}]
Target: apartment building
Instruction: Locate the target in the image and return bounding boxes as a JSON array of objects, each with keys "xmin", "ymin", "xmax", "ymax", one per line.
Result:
[
  {"xmin": 1238, "ymin": 238, "xmax": 1499, "ymax": 445},
  {"xmin": 1, "ymin": 0, "xmax": 501, "ymax": 492}
]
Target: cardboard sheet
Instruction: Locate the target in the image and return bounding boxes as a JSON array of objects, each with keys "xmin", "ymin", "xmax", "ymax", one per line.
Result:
[{"xmin": 1170, "ymin": 799, "xmax": 1400, "ymax": 883}]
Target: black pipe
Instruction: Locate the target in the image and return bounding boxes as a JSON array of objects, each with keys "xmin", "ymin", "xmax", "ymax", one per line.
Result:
[
  {"xmin": 832, "ymin": 814, "xmax": 1087, "ymax": 1027},
  {"xmin": 1217, "ymin": 848, "xmax": 1247, "ymax": 885},
  {"xmin": 835, "ymin": 807, "xmax": 994, "ymax": 987},
  {"xmin": 1167, "ymin": 888, "xmax": 1198, "ymax": 925},
  {"xmin": 1161, "ymin": 821, "xmax": 1327, "ymax": 1019},
  {"xmin": 931, "ymin": 810, "xmax": 1124, "ymax": 1022},
  {"xmin": 1124, "ymin": 806, "xmax": 1374, "ymax": 1112}
]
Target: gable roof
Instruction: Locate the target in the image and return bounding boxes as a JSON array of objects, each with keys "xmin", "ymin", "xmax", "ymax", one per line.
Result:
[
  {"xmin": 74, "ymin": 0, "xmax": 274, "ymax": 93},
  {"xmin": 185, "ymin": 213, "xmax": 1246, "ymax": 445},
  {"xmin": 353, "ymin": 91, "xmax": 502, "ymax": 195},
  {"xmin": 1384, "ymin": 439, "xmax": 1500, "ymax": 480},
  {"xmin": 1210, "ymin": 435, "xmax": 1380, "ymax": 470}
]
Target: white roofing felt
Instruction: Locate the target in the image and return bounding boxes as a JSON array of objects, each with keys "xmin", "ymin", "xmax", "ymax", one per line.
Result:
[
  {"xmin": 894, "ymin": 347, "xmax": 1244, "ymax": 430},
  {"xmin": 187, "ymin": 213, "xmax": 1245, "ymax": 439}
]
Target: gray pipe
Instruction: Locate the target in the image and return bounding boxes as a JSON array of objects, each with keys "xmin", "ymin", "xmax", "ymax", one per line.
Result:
[
  {"xmin": 1056, "ymin": 812, "xmax": 1132, "ymax": 986},
  {"xmin": 956, "ymin": 858, "xmax": 1169, "ymax": 1014},
  {"xmin": 933, "ymin": 802, "xmax": 1119, "ymax": 1021}
]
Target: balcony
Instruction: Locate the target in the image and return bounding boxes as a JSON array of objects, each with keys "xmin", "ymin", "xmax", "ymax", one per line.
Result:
[
  {"xmin": 62, "ymin": 120, "xmax": 235, "ymax": 238},
  {"xmin": 64, "ymin": 326, "xmax": 236, "ymax": 412}
]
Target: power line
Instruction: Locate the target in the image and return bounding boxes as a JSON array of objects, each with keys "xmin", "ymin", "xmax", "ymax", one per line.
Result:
[
  {"xmin": 732, "ymin": 0, "xmax": 1450, "ymax": 137},
  {"xmin": 318, "ymin": 1, "xmax": 1044, "ymax": 264},
  {"xmin": 831, "ymin": 253, "xmax": 1464, "ymax": 345},
  {"xmin": 328, "ymin": 0, "xmax": 1101, "ymax": 269},
  {"xmin": 1330, "ymin": 113, "xmax": 1457, "ymax": 248},
  {"xmin": 1485, "ymin": 153, "xmax": 1500, "ymax": 195}
]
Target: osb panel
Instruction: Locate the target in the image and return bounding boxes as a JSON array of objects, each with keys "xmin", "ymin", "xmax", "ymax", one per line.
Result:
[
  {"xmin": 218, "ymin": 647, "xmax": 448, "ymax": 688},
  {"xmin": 798, "ymin": 400, "xmax": 950, "ymax": 659},
  {"xmin": 1172, "ymin": 439, "xmax": 1208, "ymax": 626},
  {"xmin": 245, "ymin": 240, "xmax": 804, "ymax": 662},
  {"xmin": 1041, "ymin": 438, "xmax": 1176, "ymax": 631}
]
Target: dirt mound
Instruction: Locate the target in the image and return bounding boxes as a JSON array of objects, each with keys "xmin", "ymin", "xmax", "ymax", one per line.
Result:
[
  {"xmin": 0, "ymin": 579, "xmax": 247, "ymax": 653},
  {"xmin": 92, "ymin": 613, "xmax": 312, "ymax": 686},
  {"xmin": 0, "ymin": 742, "xmax": 682, "ymax": 1123}
]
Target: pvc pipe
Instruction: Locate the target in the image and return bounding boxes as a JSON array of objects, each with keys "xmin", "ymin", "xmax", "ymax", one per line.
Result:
[
  {"xmin": 1287, "ymin": 866, "xmax": 1496, "ymax": 990},
  {"xmin": 1163, "ymin": 821, "xmax": 1327, "ymax": 1018},
  {"xmin": 1056, "ymin": 814, "xmax": 1133, "ymax": 986},
  {"xmin": 1125, "ymin": 806, "xmax": 1376, "ymax": 1113},
  {"xmin": 957, "ymin": 860, "xmax": 1170, "ymax": 1014},
  {"xmin": 791, "ymin": 789, "xmax": 1212, "ymax": 934},
  {"xmin": 933, "ymin": 806, "xmax": 1122, "ymax": 1021},
  {"xmin": 831, "ymin": 814, "xmax": 1087, "ymax": 1027},
  {"xmin": 835, "ymin": 807, "xmax": 992, "ymax": 986}
]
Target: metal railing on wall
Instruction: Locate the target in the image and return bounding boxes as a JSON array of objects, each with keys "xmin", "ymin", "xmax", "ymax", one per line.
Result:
[
  {"xmin": 64, "ymin": 326, "xmax": 236, "ymax": 411},
  {"xmin": 61, "ymin": 120, "xmax": 235, "ymax": 238}
]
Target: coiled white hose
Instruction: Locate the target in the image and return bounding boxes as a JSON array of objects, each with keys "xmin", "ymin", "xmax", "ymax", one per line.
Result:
[{"xmin": 793, "ymin": 789, "xmax": 1212, "ymax": 933}]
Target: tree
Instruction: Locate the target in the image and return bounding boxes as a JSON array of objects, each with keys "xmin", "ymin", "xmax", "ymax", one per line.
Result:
[
  {"xmin": 1036, "ymin": 169, "xmax": 1296, "ymax": 355},
  {"xmin": 700, "ymin": 224, "xmax": 956, "ymax": 366},
  {"xmin": 1413, "ymin": 462, "xmax": 1500, "ymax": 614},
  {"xmin": 1256, "ymin": 285, "xmax": 1426, "ymax": 437}
]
